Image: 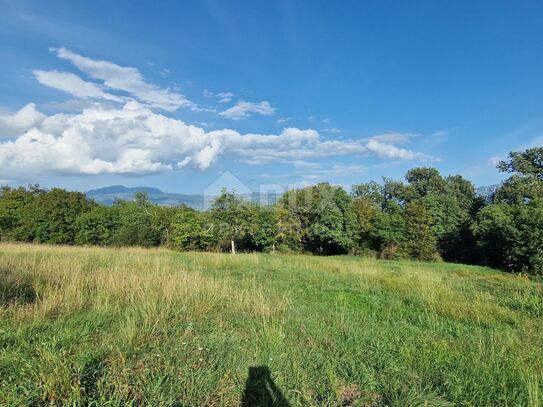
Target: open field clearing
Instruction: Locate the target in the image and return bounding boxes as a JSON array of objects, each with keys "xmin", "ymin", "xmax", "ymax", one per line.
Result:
[{"xmin": 1, "ymin": 243, "xmax": 542, "ymax": 406}]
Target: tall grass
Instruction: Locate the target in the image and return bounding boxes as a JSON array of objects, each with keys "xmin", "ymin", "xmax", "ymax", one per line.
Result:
[{"xmin": 0, "ymin": 243, "xmax": 542, "ymax": 406}]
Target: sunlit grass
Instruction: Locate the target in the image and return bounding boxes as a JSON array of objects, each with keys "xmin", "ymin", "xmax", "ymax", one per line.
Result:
[{"xmin": 0, "ymin": 243, "xmax": 542, "ymax": 406}]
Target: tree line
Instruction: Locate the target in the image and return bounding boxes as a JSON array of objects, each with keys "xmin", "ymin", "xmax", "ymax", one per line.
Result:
[{"xmin": 1, "ymin": 147, "xmax": 542, "ymax": 275}]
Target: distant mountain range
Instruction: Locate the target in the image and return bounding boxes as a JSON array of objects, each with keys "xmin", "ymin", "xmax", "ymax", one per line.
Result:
[
  {"xmin": 86, "ymin": 185, "xmax": 279, "ymax": 209},
  {"xmin": 87, "ymin": 184, "xmax": 500, "ymax": 210},
  {"xmin": 86, "ymin": 185, "xmax": 204, "ymax": 208}
]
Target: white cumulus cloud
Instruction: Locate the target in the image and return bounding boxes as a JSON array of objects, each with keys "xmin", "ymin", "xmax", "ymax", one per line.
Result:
[
  {"xmin": 0, "ymin": 103, "xmax": 46, "ymax": 136},
  {"xmin": 366, "ymin": 139, "xmax": 427, "ymax": 160},
  {"xmin": 0, "ymin": 102, "xmax": 434, "ymax": 178}
]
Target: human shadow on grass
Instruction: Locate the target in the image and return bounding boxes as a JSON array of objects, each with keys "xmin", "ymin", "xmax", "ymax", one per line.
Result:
[{"xmin": 241, "ymin": 366, "xmax": 290, "ymax": 406}]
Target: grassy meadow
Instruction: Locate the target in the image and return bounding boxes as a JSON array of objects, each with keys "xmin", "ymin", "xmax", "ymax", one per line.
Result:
[{"xmin": 1, "ymin": 244, "xmax": 542, "ymax": 406}]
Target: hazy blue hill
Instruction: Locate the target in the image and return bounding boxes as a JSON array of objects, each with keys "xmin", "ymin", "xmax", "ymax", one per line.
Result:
[
  {"xmin": 86, "ymin": 186, "xmax": 280, "ymax": 209},
  {"xmin": 87, "ymin": 185, "xmax": 131, "ymax": 194},
  {"xmin": 88, "ymin": 184, "xmax": 495, "ymax": 209},
  {"xmin": 86, "ymin": 185, "xmax": 204, "ymax": 208}
]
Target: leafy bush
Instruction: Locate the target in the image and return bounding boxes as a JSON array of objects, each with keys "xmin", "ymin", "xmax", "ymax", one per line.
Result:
[
  {"xmin": 280, "ymin": 183, "xmax": 358, "ymax": 255},
  {"xmin": 170, "ymin": 209, "xmax": 213, "ymax": 251},
  {"xmin": 0, "ymin": 186, "xmax": 94, "ymax": 244},
  {"xmin": 110, "ymin": 224, "xmax": 162, "ymax": 247},
  {"xmin": 75, "ymin": 206, "xmax": 120, "ymax": 245},
  {"xmin": 472, "ymin": 200, "xmax": 543, "ymax": 275}
]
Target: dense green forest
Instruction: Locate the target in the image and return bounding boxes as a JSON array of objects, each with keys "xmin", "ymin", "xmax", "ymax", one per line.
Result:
[{"xmin": 1, "ymin": 147, "xmax": 542, "ymax": 275}]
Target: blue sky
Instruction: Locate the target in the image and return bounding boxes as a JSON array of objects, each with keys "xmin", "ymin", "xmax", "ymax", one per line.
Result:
[{"xmin": 1, "ymin": 0, "xmax": 543, "ymax": 194}]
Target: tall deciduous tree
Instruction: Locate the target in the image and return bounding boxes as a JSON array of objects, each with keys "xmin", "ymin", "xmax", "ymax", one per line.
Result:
[
  {"xmin": 280, "ymin": 183, "xmax": 357, "ymax": 255},
  {"xmin": 404, "ymin": 167, "xmax": 449, "ymax": 200},
  {"xmin": 497, "ymin": 147, "xmax": 543, "ymax": 179},
  {"xmin": 373, "ymin": 201, "xmax": 406, "ymax": 258},
  {"xmin": 494, "ymin": 147, "xmax": 543, "ymax": 203},
  {"xmin": 210, "ymin": 189, "xmax": 247, "ymax": 254},
  {"xmin": 472, "ymin": 199, "xmax": 543, "ymax": 275},
  {"xmin": 245, "ymin": 203, "xmax": 278, "ymax": 252},
  {"xmin": 351, "ymin": 181, "xmax": 385, "ymax": 208},
  {"xmin": 274, "ymin": 204, "xmax": 302, "ymax": 252},
  {"xmin": 403, "ymin": 200, "xmax": 437, "ymax": 260},
  {"xmin": 170, "ymin": 207, "xmax": 212, "ymax": 251}
]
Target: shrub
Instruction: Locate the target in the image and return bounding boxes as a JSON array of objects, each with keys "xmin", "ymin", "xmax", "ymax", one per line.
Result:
[
  {"xmin": 472, "ymin": 200, "xmax": 543, "ymax": 275},
  {"xmin": 170, "ymin": 209, "xmax": 212, "ymax": 251},
  {"xmin": 110, "ymin": 224, "xmax": 162, "ymax": 247},
  {"xmin": 75, "ymin": 206, "xmax": 120, "ymax": 245}
]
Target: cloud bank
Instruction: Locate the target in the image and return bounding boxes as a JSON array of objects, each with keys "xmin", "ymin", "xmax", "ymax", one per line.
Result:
[
  {"xmin": 0, "ymin": 47, "xmax": 437, "ymax": 179},
  {"xmin": 0, "ymin": 103, "xmax": 46, "ymax": 136},
  {"xmin": 0, "ymin": 102, "xmax": 432, "ymax": 177}
]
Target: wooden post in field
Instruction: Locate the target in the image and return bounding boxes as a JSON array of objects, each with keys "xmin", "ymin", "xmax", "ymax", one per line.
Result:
[{"xmin": 231, "ymin": 239, "xmax": 236, "ymax": 254}]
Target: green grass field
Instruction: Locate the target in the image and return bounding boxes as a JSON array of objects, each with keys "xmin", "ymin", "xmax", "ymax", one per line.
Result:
[{"xmin": 1, "ymin": 244, "xmax": 542, "ymax": 406}]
